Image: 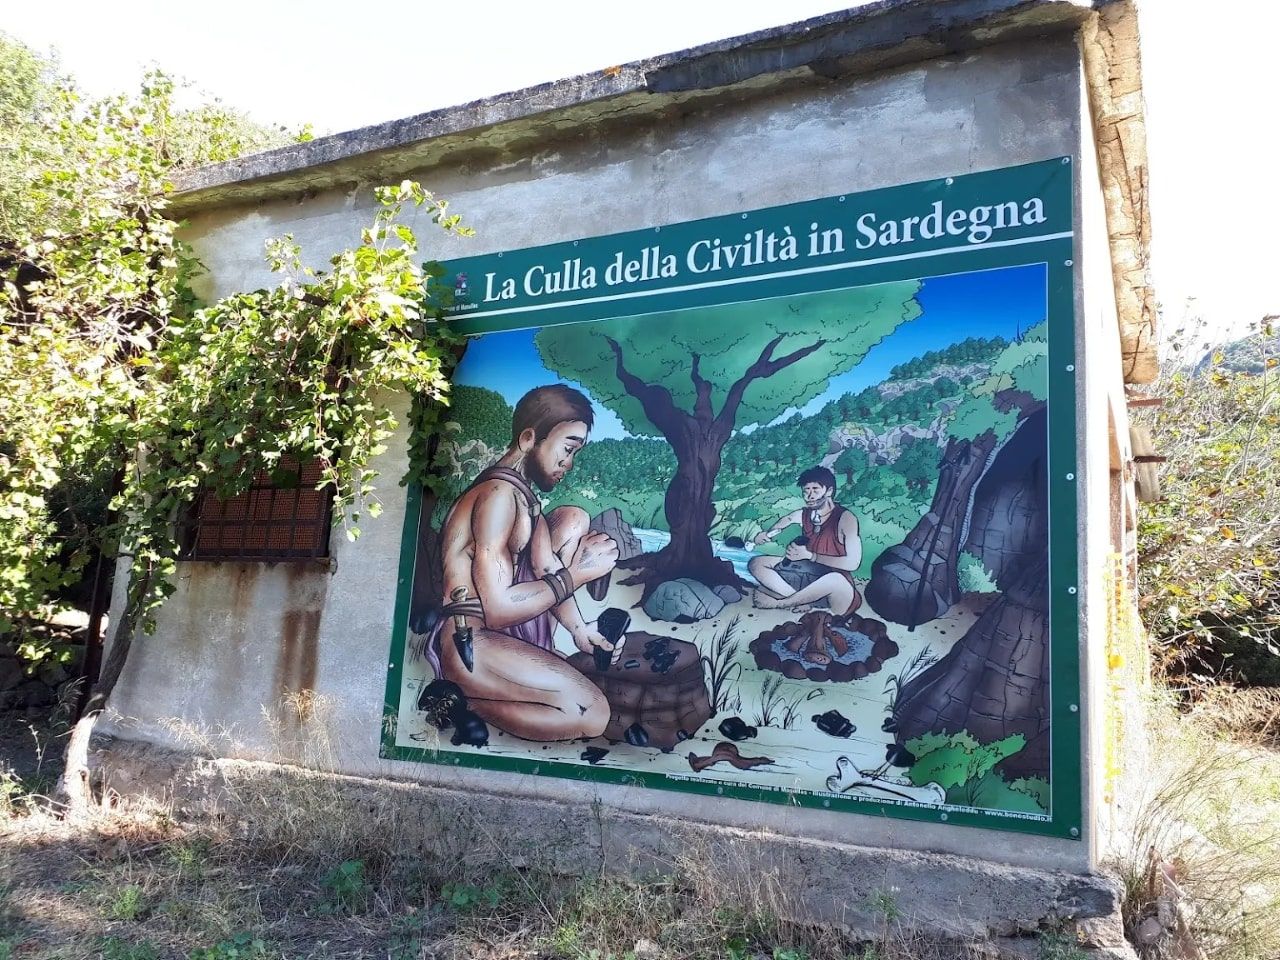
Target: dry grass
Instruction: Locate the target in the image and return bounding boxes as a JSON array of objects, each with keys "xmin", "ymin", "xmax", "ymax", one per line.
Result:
[
  {"xmin": 2, "ymin": 695, "xmax": 1001, "ymax": 959},
  {"xmin": 0, "ymin": 795, "xmax": 988, "ymax": 960},
  {"xmin": 1184, "ymin": 685, "xmax": 1280, "ymax": 747},
  {"xmin": 1113, "ymin": 693, "xmax": 1280, "ymax": 960}
]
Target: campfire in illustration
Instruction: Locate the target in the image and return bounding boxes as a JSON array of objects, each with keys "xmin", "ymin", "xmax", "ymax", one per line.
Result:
[{"xmin": 749, "ymin": 609, "xmax": 898, "ymax": 682}]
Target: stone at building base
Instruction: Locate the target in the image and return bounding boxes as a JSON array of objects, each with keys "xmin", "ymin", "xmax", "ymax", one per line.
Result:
[{"xmin": 91, "ymin": 736, "xmax": 1133, "ymax": 957}]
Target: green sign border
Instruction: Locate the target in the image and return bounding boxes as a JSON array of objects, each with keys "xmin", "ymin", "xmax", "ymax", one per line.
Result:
[{"xmin": 381, "ymin": 158, "xmax": 1083, "ymax": 841}]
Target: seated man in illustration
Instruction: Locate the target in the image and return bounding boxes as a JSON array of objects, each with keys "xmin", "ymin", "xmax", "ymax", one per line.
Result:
[
  {"xmin": 749, "ymin": 466, "xmax": 863, "ymax": 633},
  {"xmin": 426, "ymin": 384, "xmax": 621, "ymax": 741}
]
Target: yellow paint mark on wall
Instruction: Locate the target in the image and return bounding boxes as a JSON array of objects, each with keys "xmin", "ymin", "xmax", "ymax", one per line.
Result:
[{"xmin": 1103, "ymin": 551, "xmax": 1146, "ymax": 806}]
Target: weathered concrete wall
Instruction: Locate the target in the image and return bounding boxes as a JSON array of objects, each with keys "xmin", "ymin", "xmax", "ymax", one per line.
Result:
[
  {"xmin": 1073, "ymin": 45, "xmax": 1149, "ymax": 861},
  {"xmin": 93, "ymin": 736, "xmax": 1132, "ymax": 958},
  {"xmin": 104, "ymin": 35, "xmax": 1112, "ymax": 878}
]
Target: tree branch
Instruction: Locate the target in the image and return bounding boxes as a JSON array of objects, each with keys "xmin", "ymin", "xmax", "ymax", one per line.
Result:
[
  {"xmin": 715, "ymin": 334, "xmax": 827, "ymax": 432},
  {"xmin": 604, "ymin": 336, "xmax": 687, "ymax": 437},
  {"xmin": 690, "ymin": 352, "xmax": 714, "ymax": 421}
]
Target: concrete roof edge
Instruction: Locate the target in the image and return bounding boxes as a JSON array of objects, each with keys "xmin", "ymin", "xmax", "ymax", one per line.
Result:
[
  {"xmin": 169, "ymin": 0, "xmax": 1096, "ymax": 208},
  {"xmin": 1080, "ymin": 0, "xmax": 1157, "ymax": 383}
]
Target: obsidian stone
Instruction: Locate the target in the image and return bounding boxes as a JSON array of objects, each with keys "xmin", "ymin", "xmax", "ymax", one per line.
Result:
[
  {"xmin": 580, "ymin": 747, "xmax": 609, "ymax": 765},
  {"xmin": 885, "ymin": 743, "xmax": 916, "ymax": 767},
  {"xmin": 417, "ymin": 679, "xmax": 466, "ymax": 730},
  {"xmin": 449, "ymin": 709, "xmax": 489, "ymax": 748},
  {"xmin": 718, "ymin": 716, "xmax": 759, "ymax": 741},
  {"xmin": 598, "ymin": 607, "xmax": 631, "ymax": 643},
  {"xmin": 813, "ymin": 709, "xmax": 856, "ymax": 738}
]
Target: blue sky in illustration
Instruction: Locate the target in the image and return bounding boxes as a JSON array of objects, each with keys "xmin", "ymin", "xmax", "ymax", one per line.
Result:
[{"xmin": 452, "ymin": 263, "xmax": 1049, "ymax": 441}]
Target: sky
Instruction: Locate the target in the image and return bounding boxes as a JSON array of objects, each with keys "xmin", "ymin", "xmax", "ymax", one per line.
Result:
[
  {"xmin": 4, "ymin": 1, "xmax": 1276, "ymax": 347},
  {"xmin": 458, "ymin": 263, "xmax": 1044, "ymax": 440}
]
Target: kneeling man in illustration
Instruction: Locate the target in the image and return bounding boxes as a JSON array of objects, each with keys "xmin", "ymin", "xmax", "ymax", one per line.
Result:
[
  {"xmin": 425, "ymin": 384, "xmax": 620, "ymax": 741},
  {"xmin": 749, "ymin": 466, "xmax": 863, "ymax": 618}
]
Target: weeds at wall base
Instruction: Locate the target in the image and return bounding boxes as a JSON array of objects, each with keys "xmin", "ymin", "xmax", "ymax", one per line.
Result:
[
  {"xmin": 2, "ymin": 789, "xmax": 1034, "ymax": 960},
  {"xmin": 1108, "ymin": 692, "xmax": 1280, "ymax": 960},
  {"xmin": 2, "ymin": 696, "xmax": 1130, "ymax": 959}
]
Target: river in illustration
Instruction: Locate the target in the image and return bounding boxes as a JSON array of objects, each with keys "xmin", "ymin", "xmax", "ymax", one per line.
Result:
[{"xmin": 632, "ymin": 528, "xmax": 760, "ymax": 584}]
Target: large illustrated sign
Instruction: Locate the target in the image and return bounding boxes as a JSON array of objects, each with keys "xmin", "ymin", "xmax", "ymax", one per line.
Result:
[{"xmin": 383, "ymin": 159, "xmax": 1081, "ymax": 838}]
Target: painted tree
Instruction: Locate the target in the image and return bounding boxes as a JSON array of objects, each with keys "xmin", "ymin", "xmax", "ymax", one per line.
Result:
[
  {"xmin": 834, "ymin": 446, "xmax": 869, "ymax": 487},
  {"xmin": 449, "ymin": 385, "xmax": 515, "ymax": 451},
  {"xmin": 892, "ymin": 434, "xmax": 942, "ymax": 494},
  {"xmin": 534, "ymin": 282, "xmax": 921, "ymax": 593}
]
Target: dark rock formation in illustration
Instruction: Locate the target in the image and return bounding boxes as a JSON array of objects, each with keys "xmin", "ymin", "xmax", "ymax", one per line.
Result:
[
  {"xmin": 642, "ymin": 578, "xmax": 726, "ymax": 623},
  {"xmin": 865, "ymin": 433, "xmax": 996, "ymax": 627},
  {"xmin": 890, "ymin": 553, "xmax": 1051, "ymax": 780},
  {"xmin": 866, "ymin": 406, "xmax": 1048, "ymax": 627},
  {"xmin": 567, "ymin": 631, "xmax": 712, "ymax": 750},
  {"xmin": 864, "ymin": 399, "xmax": 1052, "ymax": 778},
  {"xmin": 962, "ymin": 409, "xmax": 1049, "ymax": 590}
]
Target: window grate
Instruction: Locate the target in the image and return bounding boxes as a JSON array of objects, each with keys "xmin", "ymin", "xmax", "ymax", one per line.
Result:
[{"xmin": 178, "ymin": 457, "xmax": 333, "ymax": 562}]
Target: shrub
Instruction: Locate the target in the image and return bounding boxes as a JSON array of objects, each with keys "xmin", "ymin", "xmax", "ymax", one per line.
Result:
[{"xmin": 1136, "ymin": 321, "xmax": 1279, "ymax": 681}]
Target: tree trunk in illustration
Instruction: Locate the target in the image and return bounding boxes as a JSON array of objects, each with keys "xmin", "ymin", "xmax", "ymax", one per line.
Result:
[
  {"xmin": 646, "ymin": 431, "xmax": 737, "ymax": 588},
  {"xmin": 890, "ymin": 552, "xmax": 1051, "ymax": 781},
  {"xmin": 865, "ymin": 432, "xmax": 997, "ymax": 626},
  {"xmin": 604, "ymin": 334, "xmax": 826, "ymax": 600}
]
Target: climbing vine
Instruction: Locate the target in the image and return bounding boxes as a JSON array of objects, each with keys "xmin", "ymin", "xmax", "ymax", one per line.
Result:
[{"xmin": 0, "ymin": 35, "xmax": 468, "ymax": 691}]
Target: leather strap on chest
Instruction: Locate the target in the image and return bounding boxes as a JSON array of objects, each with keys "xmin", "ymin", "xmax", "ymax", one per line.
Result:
[{"xmin": 474, "ymin": 466, "xmax": 540, "ymax": 523}]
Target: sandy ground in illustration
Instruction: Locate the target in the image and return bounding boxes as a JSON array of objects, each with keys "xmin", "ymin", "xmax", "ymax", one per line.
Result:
[{"xmin": 396, "ymin": 579, "xmax": 988, "ymax": 808}]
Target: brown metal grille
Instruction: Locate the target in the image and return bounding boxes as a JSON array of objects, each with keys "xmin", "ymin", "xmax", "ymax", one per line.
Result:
[{"xmin": 178, "ymin": 458, "xmax": 333, "ymax": 561}]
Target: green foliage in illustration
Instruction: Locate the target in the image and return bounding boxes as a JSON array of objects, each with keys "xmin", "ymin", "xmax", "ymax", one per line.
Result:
[
  {"xmin": 905, "ymin": 730, "xmax": 1024, "ymax": 790},
  {"xmin": 991, "ymin": 321, "xmax": 1049, "ymax": 400},
  {"xmin": 848, "ymin": 468, "xmax": 910, "ymax": 504},
  {"xmin": 833, "ymin": 446, "xmax": 869, "ymax": 486},
  {"xmin": 944, "ymin": 322, "xmax": 1047, "ymax": 443},
  {"xmin": 447, "ymin": 385, "xmax": 517, "ymax": 452},
  {"xmin": 947, "ymin": 392, "xmax": 1018, "ymax": 443},
  {"xmin": 889, "ymin": 434, "xmax": 942, "ymax": 492},
  {"xmin": 903, "ymin": 730, "xmax": 1044, "ymax": 813},
  {"xmin": 963, "ymin": 771, "xmax": 1050, "ymax": 814},
  {"xmin": 887, "ymin": 336, "xmax": 1008, "ymax": 381},
  {"xmin": 534, "ymin": 282, "xmax": 922, "ymax": 436},
  {"xmin": 957, "ymin": 551, "xmax": 1000, "ymax": 594}
]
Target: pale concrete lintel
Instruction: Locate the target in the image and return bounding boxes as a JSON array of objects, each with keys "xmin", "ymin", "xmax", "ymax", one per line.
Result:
[
  {"xmin": 167, "ymin": 0, "xmax": 1098, "ymax": 214},
  {"xmin": 1080, "ymin": 1, "xmax": 1157, "ymax": 384}
]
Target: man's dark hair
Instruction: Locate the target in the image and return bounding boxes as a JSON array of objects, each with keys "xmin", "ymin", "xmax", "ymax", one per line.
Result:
[
  {"xmin": 511, "ymin": 384, "xmax": 595, "ymax": 444},
  {"xmin": 797, "ymin": 465, "xmax": 837, "ymax": 492}
]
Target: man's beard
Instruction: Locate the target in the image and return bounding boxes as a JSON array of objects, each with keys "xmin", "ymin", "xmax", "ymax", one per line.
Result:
[{"xmin": 525, "ymin": 457, "xmax": 558, "ymax": 492}]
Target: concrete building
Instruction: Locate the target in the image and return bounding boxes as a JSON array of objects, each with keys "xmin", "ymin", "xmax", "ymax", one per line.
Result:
[{"xmin": 100, "ymin": 0, "xmax": 1154, "ymax": 951}]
